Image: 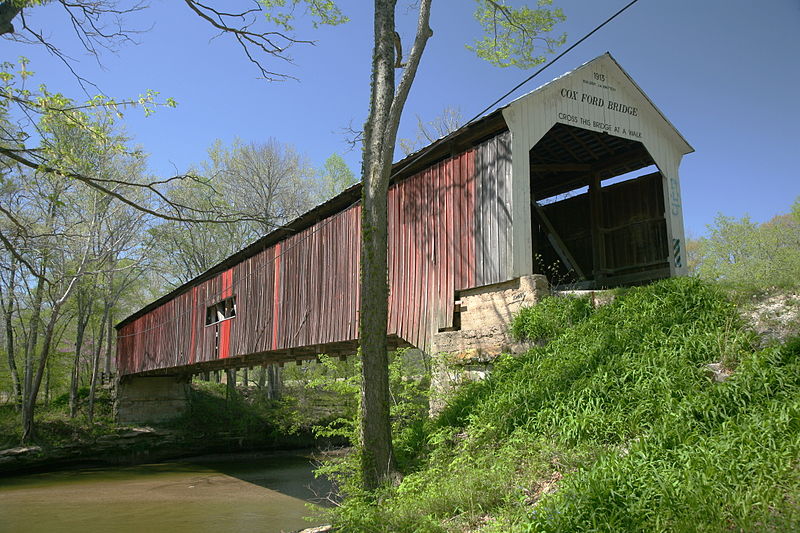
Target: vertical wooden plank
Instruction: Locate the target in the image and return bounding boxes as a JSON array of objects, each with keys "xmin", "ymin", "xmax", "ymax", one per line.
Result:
[
  {"xmin": 474, "ymin": 143, "xmax": 484, "ymax": 286},
  {"xmin": 500, "ymin": 131, "xmax": 513, "ymax": 282},
  {"xmin": 398, "ymin": 180, "xmax": 408, "ymax": 342},
  {"xmin": 424, "ymin": 164, "xmax": 432, "ymax": 341},
  {"xmin": 351, "ymin": 205, "xmax": 360, "ymax": 340},
  {"xmin": 440, "ymin": 159, "xmax": 450, "ymax": 329},
  {"xmin": 323, "ymin": 223, "xmax": 332, "ymax": 345},
  {"xmin": 464, "ymin": 149, "xmax": 475, "ymax": 289},
  {"xmin": 449, "ymin": 155, "xmax": 457, "ymax": 323},
  {"xmin": 271, "ymin": 242, "xmax": 282, "ymax": 351},
  {"xmin": 452, "ymin": 152, "xmax": 463, "ymax": 292},
  {"xmin": 408, "ymin": 170, "xmax": 419, "ymax": 348},
  {"xmin": 387, "ymin": 186, "xmax": 397, "ymax": 336}
]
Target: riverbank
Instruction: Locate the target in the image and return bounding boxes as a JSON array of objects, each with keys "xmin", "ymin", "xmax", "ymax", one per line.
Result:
[
  {"xmin": 0, "ymin": 380, "xmax": 347, "ymax": 476},
  {"xmin": 0, "ymin": 424, "xmax": 328, "ymax": 475}
]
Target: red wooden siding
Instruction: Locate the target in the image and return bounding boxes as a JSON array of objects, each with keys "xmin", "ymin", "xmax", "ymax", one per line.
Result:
[
  {"xmin": 117, "ymin": 206, "xmax": 362, "ymax": 376},
  {"xmin": 386, "ymin": 148, "xmax": 478, "ymax": 351},
  {"xmin": 117, "ymin": 133, "xmax": 513, "ymax": 376}
]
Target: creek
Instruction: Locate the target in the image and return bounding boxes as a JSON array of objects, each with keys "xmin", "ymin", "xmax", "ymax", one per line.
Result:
[{"xmin": 0, "ymin": 451, "xmax": 331, "ymax": 533}]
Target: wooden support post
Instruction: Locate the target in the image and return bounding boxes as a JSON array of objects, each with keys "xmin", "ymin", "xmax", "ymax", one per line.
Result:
[{"xmin": 589, "ymin": 173, "xmax": 606, "ymax": 285}]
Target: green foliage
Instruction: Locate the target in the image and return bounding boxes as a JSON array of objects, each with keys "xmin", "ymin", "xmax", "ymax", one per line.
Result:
[
  {"xmin": 1, "ymin": 58, "xmax": 173, "ymax": 147},
  {"xmin": 310, "ymin": 349, "xmax": 431, "ymax": 503},
  {"xmin": 510, "ymin": 294, "xmax": 593, "ymax": 342},
  {"xmin": 176, "ymin": 381, "xmax": 297, "ymax": 444},
  {"xmin": 50, "ymin": 386, "xmax": 90, "ymax": 408},
  {"xmin": 260, "ymin": 0, "xmax": 348, "ymax": 30},
  {"xmin": 298, "ymin": 354, "xmax": 361, "ymax": 442},
  {"xmin": 319, "ymin": 152, "xmax": 357, "ymax": 201},
  {"xmin": 0, "ymin": 388, "xmax": 115, "ymax": 448},
  {"xmin": 327, "ymin": 278, "xmax": 799, "ymax": 531},
  {"xmin": 692, "ymin": 198, "xmax": 800, "ymax": 295},
  {"xmin": 468, "ymin": 0, "xmax": 567, "ymax": 68}
]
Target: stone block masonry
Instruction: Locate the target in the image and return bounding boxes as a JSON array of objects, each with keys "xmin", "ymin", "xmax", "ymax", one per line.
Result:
[
  {"xmin": 115, "ymin": 376, "xmax": 190, "ymax": 425},
  {"xmin": 431, "ymin": 274, "xmax": 550, "ymax": 361},
  {"xmin": 429, "ymin": 274, "xmax": 550, "ymax": 414}
]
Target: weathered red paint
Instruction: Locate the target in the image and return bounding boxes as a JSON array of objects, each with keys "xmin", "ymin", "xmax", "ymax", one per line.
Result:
[
  {"xmin": 189, "ymin": 286, "xmax": 198, "ymax": 364},
  {"xmin": 117, "ymin": 142, "xmax": 486, "ymax": 376},
  {"xmin": 218, "ymin": 268, "xmax": 233, "ymax": 359},
  {"xmin": 271, "ymin": 243, "xmax": 281, "ymax": 351}
]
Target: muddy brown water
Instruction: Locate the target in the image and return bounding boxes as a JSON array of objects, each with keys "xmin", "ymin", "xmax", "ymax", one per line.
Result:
[{"xmin": 0, "ymin": 452, "xmax": 331, "ymax": 533}]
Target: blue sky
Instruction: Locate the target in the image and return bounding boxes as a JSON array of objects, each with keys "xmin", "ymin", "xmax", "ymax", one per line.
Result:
[{"xmin": 9, "ymin": 0, "xmax": 800, "ymax": 237}]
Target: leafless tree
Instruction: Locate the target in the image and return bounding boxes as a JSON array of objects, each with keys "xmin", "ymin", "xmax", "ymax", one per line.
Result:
[
  {"xmin": 398, "ymin": 106, "xmax": 464, "ymax": 156},
  {"xmin": 149, "ymin": 137, "xmax": 320, "ymax": 286}
]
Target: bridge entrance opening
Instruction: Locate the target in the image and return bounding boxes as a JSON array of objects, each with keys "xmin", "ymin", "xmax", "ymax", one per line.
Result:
[{"xmin": 529, "ymin": 123, "xmax": 670, "ymax": 289}]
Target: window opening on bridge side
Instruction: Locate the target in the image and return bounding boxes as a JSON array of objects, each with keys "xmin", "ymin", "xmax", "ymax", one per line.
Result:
[{"xmin": 205, "ymin": 296, "xmax": 237, "ymax": 326}]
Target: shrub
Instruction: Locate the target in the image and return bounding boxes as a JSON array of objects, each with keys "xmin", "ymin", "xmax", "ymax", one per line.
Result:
[{"xmin": 510, "ymin": 294, "xmax": 594, "ymax": 342}]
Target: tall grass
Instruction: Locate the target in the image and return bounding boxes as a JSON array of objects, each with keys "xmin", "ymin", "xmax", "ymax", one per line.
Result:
[{"xmin": 327, "ymin": 278, "xmax": 800, "ymax": 532}]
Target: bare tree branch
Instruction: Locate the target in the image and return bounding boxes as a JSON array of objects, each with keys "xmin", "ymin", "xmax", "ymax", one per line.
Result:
[
  {"xmin": 182, "ymin": 0, "xmax": 316, "ymax": 81},
  {"xmin": 0, "ymin": 146, "xmax": 267, "ymax": 224},
  {"xmin": 0, "ymin": 227, "xmax": 48, "ymax": 282}
]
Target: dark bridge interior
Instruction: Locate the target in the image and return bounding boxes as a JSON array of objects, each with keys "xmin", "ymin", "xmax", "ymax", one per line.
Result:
[{"xmin": 529, "ymin": 123, "xmax": 670, "ymax": 288}]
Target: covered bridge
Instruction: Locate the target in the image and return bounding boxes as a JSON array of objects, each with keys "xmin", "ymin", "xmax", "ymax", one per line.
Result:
[{"xmin": 116, "ymin": 53, "xmax": 692, "ymax": 384}]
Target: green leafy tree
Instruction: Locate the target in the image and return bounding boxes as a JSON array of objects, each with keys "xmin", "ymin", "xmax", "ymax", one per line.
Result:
[
  {"xmin": 469, "ymin": 0, "xmax": 566, "ymax": 68},
  {"xmin": 692, "ymin": 198, "xmax": 800, "ymax": 294},
  {"xmin": 319, "ymin": 152, "xmax": 357, "ymax": 201}
]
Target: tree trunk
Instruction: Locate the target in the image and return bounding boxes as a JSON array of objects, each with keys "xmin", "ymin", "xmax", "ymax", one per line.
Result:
[
  {"xmin": 88, "ymin": 302, "xmax": 110, "ymax": 424},
  {"xmin": 267, "ymin": 364, "xmax": 281, "ymax": 400},
  {"xmin": 358, "ymin": 0, "xmax": 399, "ymax": 490},
  {"xmin": 360, "ymin": 162, "xmax": 394, "ymax": 489},
  {"xmin": 104, "ymin": 309, "xmax": 114, "ymax": 375},
  {"xmin": 358, "ymin": 0, "xmax": 432, "ymax": 490},
  {"xmin": 22, "ymin": 304, "xmax": 63, "ymax": 442},
  {"xmin": 1, "ymin": 270, "xmax": 21, "ymax": 409},
  {"xmin": 4, "ymin": 304, "xmax": 21, "ymax": 408},
  {"xmin": 71, "ymin": 300, "xmax": 92, "ymax": 418},
  {"xmin": 21, "ymin": 273, "xmax": 46, "ymax": 443},
  {"xmin": 44, "ymin": 359, "xmax": 50, "ymax": 407}
]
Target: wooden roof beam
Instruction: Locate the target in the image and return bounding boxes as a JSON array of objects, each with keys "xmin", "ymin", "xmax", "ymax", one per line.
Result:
[
  {"xmin": 549, "ymin": 131, "xmax": 584, "ymax": 161},
  {"xmin": 593, "ymin": 146, "xmax": 652, "ymax": 177},
  {"xmin": 564, "ymin": 126, "xmax": 600, "ymax": 160},
  {"xmin": 531, "ymin": 162, "xmax": 592, "ymax": 173}
]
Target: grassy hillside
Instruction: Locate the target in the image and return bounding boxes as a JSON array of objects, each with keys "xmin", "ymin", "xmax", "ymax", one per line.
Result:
[{"xmin": 330, "ymin": 278, "xmax": 800, "ymax": 532}]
